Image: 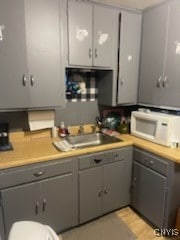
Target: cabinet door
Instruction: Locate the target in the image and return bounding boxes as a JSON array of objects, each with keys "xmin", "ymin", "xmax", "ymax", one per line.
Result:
[
  {"xmin": 131, "ymin": 162, "xmax": 167, "ymax": 228},
  {"xmin": 162, "ymin": 0, "xmax": 180, "ymax": 108},
  {"xmin": 117, "ymin": 11, "xmax": 141, "ymax": 104},
  {"xmin": 0, "ymin": 206, "xmax": 5, "ymax": 240},
  {"xmin": 93, "ymin": 5, "xmax": 118, "ymax": 68},
  {"xmin": 0, "ymin": 0, "xmax": 29, "ymax": 109},
  {"xmin": 79, "ymin": 166, "xmax": 102, "ymax": 224},
  {"xmin": 68, "ymin": 0, "xmax": 93, "ymax": 66},
  {"xmin": 138, "ymin": 3, "xmax": 169, "ymax": 106},
  {"xmin": 103, "ymin": 160, "xmax": 130, "ymax": 214},
  {"xmin": 40, "ymin": 174, "xmax": 75, "ymax": 233},
  {"xmin": 26, "ymin": 0, "xmax": 63, "ymax": 108},
  {"xmin": 1, "ymin": 182, "xmax": 40, "ymax": 235}
]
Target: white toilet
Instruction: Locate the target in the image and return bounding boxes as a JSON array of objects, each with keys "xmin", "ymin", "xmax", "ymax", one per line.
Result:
[{"xmin": 8, "ymin": 221, "xmax": 62, "ymax": 240}]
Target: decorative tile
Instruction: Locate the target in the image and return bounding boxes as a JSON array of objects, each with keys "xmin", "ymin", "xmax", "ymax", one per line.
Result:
[{"xmin": 66, "ymin": 69, "xmax": 98, "ymax": 102}]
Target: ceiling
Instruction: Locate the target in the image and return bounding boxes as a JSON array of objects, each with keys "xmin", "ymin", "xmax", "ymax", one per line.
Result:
[{"xmin": 92, "ymin": 0, "xmax": 167, "ymax": 10}]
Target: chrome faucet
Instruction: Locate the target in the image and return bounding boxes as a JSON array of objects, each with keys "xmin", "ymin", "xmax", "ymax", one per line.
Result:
[
  {"xmin": 91, "ymin": 125, "xmax": 97, "ymax": 133},
  {"xmin": 95, "ymin": 116, "xmax": 102, "ymax": 130},
  {"xmin": 78, "ymin": 125, "xmax": 84, "ymax": 135}
]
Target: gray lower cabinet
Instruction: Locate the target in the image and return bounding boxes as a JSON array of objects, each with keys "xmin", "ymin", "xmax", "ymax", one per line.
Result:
[
  {"xmin": 131, "ymin": 161, "xmax": 167, "ymax": 228},
  {"xmin": 79, "ymin": 147, "xmax": 133, "ymax": 224},
  {"xmin": 79, "ymin": 166, "xmax": 102, "ymax": 223},
  {"xmin": 0, "ymin": 0, "xmax": 64, "ymax": 109},
  {"xmin": 0, "ymin": 206, "xmax": 5, "ymax": 240},
  {"xmin": 0, "ymin": 158, "xmax": 78, "ymax": 239},
  {"xmin": 131, "ymin": 148, "xmax": 180, "ymax": 229}
]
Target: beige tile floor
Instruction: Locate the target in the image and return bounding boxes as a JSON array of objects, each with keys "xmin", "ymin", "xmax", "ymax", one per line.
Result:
[{"xmin": 116, "ymin": 207, "xmax": 179, "ymax": 240}]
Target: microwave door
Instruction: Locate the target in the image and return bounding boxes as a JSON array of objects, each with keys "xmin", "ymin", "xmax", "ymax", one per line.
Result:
[{"xmin": 134, "ymin": 117, "xmax": 157, "ymax": 140}]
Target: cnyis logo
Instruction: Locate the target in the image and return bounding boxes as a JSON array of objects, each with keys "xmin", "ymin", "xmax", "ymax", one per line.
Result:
[{"xmin": 154, "ymin": 228, "xmax": 179, "ymax": 237}]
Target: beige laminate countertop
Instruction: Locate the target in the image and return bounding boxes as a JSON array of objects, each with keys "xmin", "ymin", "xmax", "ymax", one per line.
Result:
[{"xmin": 0, "ymin": 133, "xmax": 180, "ymax": 169}]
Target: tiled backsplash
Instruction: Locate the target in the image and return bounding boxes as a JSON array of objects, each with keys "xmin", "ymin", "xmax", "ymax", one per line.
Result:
[{"xmin": 66, "ymin": 69, "xmax": 98, "ymax": 102}]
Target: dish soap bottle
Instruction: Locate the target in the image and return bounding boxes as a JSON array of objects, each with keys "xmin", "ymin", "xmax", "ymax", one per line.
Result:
[{"xmin": 58, "ymin": 122, "xmax": 68, "ymax": 138}]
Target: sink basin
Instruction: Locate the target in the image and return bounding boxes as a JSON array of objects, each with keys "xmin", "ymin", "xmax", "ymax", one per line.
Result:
[{"xmin": 67, "ymin": 132, "xmax": 123, "ymax": 148}]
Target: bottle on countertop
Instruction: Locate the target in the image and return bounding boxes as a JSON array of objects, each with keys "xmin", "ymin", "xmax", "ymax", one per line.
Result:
[
  {"xmin": 58, "ymin": 122, "xmax": 68, "ymax": 138},
  {"xmin": 117, "ymin": 116, "xmax": 130, "ymax": 134}
]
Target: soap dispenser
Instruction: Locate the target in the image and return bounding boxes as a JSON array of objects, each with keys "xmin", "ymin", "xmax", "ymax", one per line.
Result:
[{"xmin": 58, "ymin": 122, "xmax": 68, "ymax": 138}]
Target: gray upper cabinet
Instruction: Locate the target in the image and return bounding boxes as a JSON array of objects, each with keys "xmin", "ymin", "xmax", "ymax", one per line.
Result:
[
  {"xmin": 97, "ymin": 10, "xmax": 141, "ymax": 106},
  {"xmin": 0, "ymin": 0, "xmax": 29, "ymax": 109},
  {"xmin": 25, "ymin": 0, "xmax": 64, "ymax": 108},
  {"xmin": 139, "ymin": 0, "xmax": 180, "ymax": 109},
  {"xmin": 68, "ymin": 0, "xmax": 92, "ymax": 66},
  {"xmin": 162, "ymin": 0, "xmax": 180, "ymax": 108},
  {"xmin": 138, "ymin": 3, "xmax": 169, "ymax": 106},
  {"xmin": 117, "ymin": 11, "xmax": 141, "ymax": 105},
  {"xmin": 0, "ymin": 0, "xmax": 64, "ymax": 110},
  {"xmin": 68, "ymin": 0, "xmax": 119, "ymax": 68},
  {"xmin": 93, "ymin": 4, "xmax": 118, "ymax": 68}
]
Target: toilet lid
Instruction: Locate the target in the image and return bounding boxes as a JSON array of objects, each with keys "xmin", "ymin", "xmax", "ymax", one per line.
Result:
[{"xmin": 8, "ymin": 221, "xmax": 59, "ymax": 240}]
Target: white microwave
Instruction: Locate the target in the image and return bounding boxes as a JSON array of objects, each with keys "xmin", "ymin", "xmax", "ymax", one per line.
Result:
[{"xmin": 131, "ymin": 110, "xmax": 180, "ymax": 146}]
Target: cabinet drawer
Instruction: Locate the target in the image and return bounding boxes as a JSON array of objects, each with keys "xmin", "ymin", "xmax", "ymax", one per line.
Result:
[
  {"xmin": 79, "ymin": 153, "xmax": 105, "ymax": 170},
  {"xmin": 0, "ymin": 158, "xmax": 74, "ymax": 189},
  {"xmin": 134, "ymin": 148, "xmax": 169, "ymax": 176},
  {"xmin": 79, "ymin": 153, "xmax": 110, "ymax": 170},
  {"xmin": 112, "ymin": 148, "xmax": 132, "ymax": 162},
  {"xmin": 79, "ymin": 147, "xmax": 132, "ymax": 169}
]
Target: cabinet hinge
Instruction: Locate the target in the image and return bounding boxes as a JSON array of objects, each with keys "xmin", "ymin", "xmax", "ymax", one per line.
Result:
[{"xmin": 67, "ymin": 53, "xmax": 69, "ymax": 63}]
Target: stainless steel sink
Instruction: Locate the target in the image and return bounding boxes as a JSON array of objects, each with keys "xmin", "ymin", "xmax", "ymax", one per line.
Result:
[{"xmin": 66, "ymin": 132, "xmax": 123, "ymax": 148}]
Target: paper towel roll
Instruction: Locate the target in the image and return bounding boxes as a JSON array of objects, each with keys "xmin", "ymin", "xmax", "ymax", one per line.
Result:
[{"xmin": 28, "ymin": 110, "xmax": 55, "ymax": 131}]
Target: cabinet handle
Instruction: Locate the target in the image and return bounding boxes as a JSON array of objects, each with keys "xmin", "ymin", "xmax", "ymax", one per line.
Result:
[
  {"xmin": 132, "ymin": 177, "xmax": 136, "ymax": 188},
  {"xmin": 98, "ymin": 190, "xmax": 103, "ymax": 197},
  {"xmin": 22, "ymin": 74, "xmax": 27, "ymax": 86},
  {"xmin": 89, "ymin": 48, "xmax": 92, "ymax": 58},
  {"xmin": 34, "ymin": 170, "xmax": 45, "ymax": 177},
  {"xmin": 0, "ymin": 25, "xmax": 5, "ymax": 41},
  {"xmin": 35, "ymin": 201, "xmax": 39, "ymax": 215},
  {"xmin": 156, "ymin": 76, "xmax": 162, "ymax": 88},
  {"xmin": 120, "ymin": 77, "xmax": 124, "ymax": 86},
  {"xmin": 104, "ymin": 188, "xmax": 108, "ymax": 195},
  {"xmin": 94, "ymin": 48, "xmax": 98, "ymax": 58},
  {"xmin": 93, "ymin": 159, "xmax": 102, "ymax": 164},
  {"xmin": 162, "ymin": 76, "xmax": 168, "ymax": 88},
  {"xmin": 30, "ymin": 74, "xmax": 35, "ymax": 86},
  {"xmin": 43, "ymin": 198, "xmax": 47, "ymax": 212}
]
